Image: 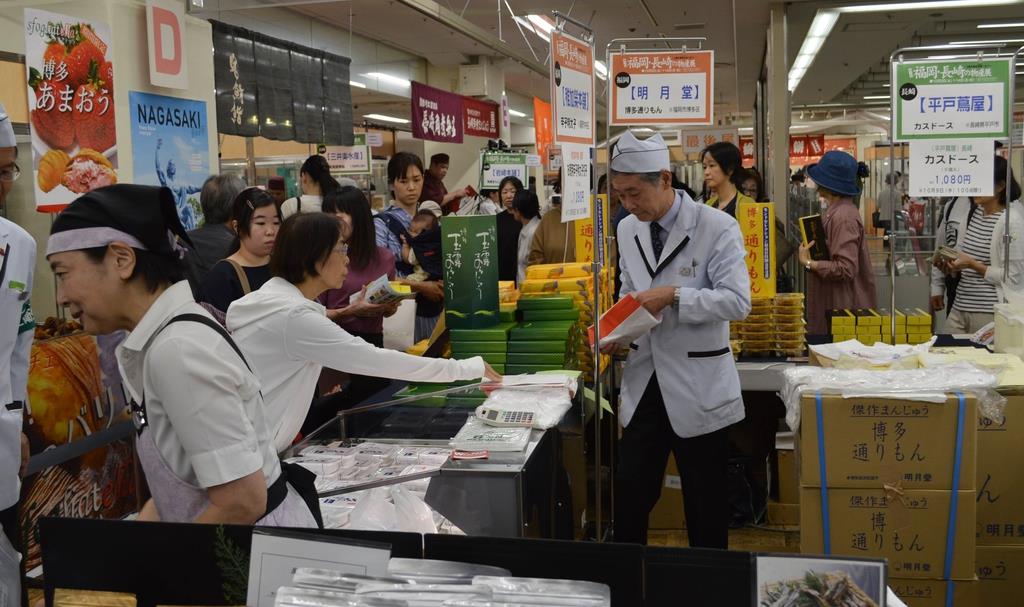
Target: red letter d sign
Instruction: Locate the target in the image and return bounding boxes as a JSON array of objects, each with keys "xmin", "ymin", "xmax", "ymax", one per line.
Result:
[{"xmin": 147, "ymin": 0, "xmax": 188, "ymax": 88}]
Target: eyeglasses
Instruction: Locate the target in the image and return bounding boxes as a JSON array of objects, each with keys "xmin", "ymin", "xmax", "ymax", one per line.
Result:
[{"xmin": 0, "ymin": 164, "xmax": 21, "ymax": 183}]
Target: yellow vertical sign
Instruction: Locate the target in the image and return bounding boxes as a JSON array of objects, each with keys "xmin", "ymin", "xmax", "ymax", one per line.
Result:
[
  {"xmin": 738, "ymin": 202, "xmax": 777, "ymax": 299},
  {"xmin": 574, "ymin": 194, "xmax": 610, "ymax": 265}
]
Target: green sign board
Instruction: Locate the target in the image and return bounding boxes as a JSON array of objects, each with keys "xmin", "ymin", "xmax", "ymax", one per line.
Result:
[
  {"xmin": 323, "ymin": 134, "xmax": 371, "ymax": 175},
  {"xmin": 480, "ymin": 151, "xmax": 528, "ymax": 189},
  {"xmin": 894, "ymin": 58, "xmax": 1011, "ymax": 141},
  {"xmin": 441, "ymin": 215, "xmax": 499, "ymax": 329}
]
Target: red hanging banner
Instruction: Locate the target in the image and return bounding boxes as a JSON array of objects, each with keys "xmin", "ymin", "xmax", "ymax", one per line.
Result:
[{"xmin": 463, "ymin": 96, "xmax": 499, "ymax": 139}]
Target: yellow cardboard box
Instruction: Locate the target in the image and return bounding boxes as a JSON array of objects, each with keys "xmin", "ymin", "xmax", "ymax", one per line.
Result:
[
  {"xmin": 649, "ymin": 458, "xmax": 685, "ymax": 529},
  {"xmin": 798, "ymin": 394, "xmax": 977, "ymax": 491},
  {"xmin": 977, "ymin": 545, "xmax": 1024, "ymax": 606},
  {"xmin": 889, "ymin": 578, "xmax": 978, "ymax": 607},
  {"xmin": 976, "ymin": 396, "xmax": 1024, "ymax": 545},
  {"xmin": 800, "ymin": 488, "xmax": 976, "ymax": 580}
]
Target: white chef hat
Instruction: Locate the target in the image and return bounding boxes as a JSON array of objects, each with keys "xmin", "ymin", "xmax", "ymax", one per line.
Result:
[
  {"xmin": 610, "ymin": 131, "xmax": 670, "ymax": 173},
  {"xmin": 0, "ymin": 103, "xmax": 15, "ymax": 148}
]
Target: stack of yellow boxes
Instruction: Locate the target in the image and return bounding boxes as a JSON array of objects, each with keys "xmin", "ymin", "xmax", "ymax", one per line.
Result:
[
  {"xmin": 520, "ymin": 263, "xmax": 612, "ymax": 374},
  {"xmin": 737, "ymin": 297, "xmax": 774, "ymax": 356},
  {"xmin": 829, "ymin": 308, "xmax": 933, "ymax": 345},
  {"xmin": 798, "ymin": 392, "xmax": 980, "ymax": 605},
  {"xmin": 975, "ymin": 395, "xmax": 1024, "ymax": 606},
  {"xmin": 774, "ymin": 293, "xmax": 806, "ymax": 356}
]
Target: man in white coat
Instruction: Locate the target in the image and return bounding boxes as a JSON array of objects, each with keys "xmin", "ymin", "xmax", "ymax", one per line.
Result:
[
  {"xmin": 608, "ymin": 131, "xmax": 750, "ymax": 548},
  {"xmin": 0, "ymin": 102, "xmax": 35, "ymax": 606}
]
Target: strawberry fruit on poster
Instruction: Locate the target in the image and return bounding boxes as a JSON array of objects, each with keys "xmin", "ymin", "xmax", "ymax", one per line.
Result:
[{"xmin": 24, "ymin": 9, "xmax": 118, "ymax": 212}]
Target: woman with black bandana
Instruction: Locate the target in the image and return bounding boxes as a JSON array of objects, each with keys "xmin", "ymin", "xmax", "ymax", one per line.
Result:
[{"xmin": 46, "ymin": 185, "xmax": 318, "ymax": 527}]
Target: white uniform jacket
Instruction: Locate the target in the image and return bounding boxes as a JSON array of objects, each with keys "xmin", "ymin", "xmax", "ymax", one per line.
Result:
[
  {"xmin": 617, "ymin": 190, "xmax": 750, "ymax": 438},
  {"xmin": 0, "ymin": 217, "xmax": 36, "ymax": 511}
]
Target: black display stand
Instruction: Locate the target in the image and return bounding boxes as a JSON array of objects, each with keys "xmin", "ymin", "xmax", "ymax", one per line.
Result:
[{"xmin": 40, "ymin": 518, "xmax": 773, "ymax": 607}]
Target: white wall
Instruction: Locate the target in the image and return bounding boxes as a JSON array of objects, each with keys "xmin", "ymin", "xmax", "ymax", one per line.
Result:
[{"xmin": 0, "ymin": 0, "xmax": 218, "ymax": 318}]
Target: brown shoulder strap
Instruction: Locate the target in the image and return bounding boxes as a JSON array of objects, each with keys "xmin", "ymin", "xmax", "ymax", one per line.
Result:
[{"xmin": 225, "ymin": 259, "xmax": 252, "ymax": 295}]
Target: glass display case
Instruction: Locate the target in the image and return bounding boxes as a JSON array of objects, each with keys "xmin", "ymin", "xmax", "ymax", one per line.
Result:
[{"xmin": 288, "ymin": 381, "xmax": 586, "ymax": 539}]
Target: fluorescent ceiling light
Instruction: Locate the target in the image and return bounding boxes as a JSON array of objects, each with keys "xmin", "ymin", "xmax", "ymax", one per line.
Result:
[
  {"xmin": 364, "ymin": 113, "xmax": 409, "ymax": 124},
  {"xmin": 863, "ymin": 95, "xmax": 889, "ymax": 99},
  {"xmin": 979, "ymin": 22, "xmax": 1024, "ymax": 28},
  {"xmin": 527, "ymin": 14, "xmax": 556, "ymax": 35},
  {"xmin": 363, "ymin": 72, "xmax": 411, "ymax": 87},
  {"xmin": 349, "ymin": 80, "xmax": 366, "ymax": 89},
  {"xmin": 842, "ymin": 0, "xmax": 1021, "ymax": 13},
  {"xmin": 508, "ymin": 109, "xmax": 527, "ymax": 117},
  {"xmin": 515, "ymin": 16, "xmax": 550, "ymax": 42},
  {"xmin": 949, "ymin": 38, "xmax": 1024, "ymax": 44},
  {"xmin": 787, "ymin": 9, "xmax": 839, "ymax": 92},
  {"xmin": 594, "ymin": 60, "xmax": 608, "ymax": 81},
  {"xmin": 788, "ymin": 0, "xmax": 1024, "ymax": 94}
]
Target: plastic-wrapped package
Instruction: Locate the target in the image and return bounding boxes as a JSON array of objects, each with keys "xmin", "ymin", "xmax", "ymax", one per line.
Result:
[
  {"xmin": 808, "ymin": 338, "xmax": 936, "ymax": 369},
  {"xmin": 275, "ymin": 586, "xmax": 406, "ymax": 606},
  {"xmin": 399, "ymin": 465, "xmax": 439, "ymax": 493},
  {"xmin": 347, "ymin": 488, "xmax": 397, "ymax": 531},
  {"xmin": 470, "ymin": 577, "xmax": 610, "ymax": 606},
  {"xmin": 356, "ymin": 583, "xmax": 491, "ymax": 606},
  {"xmin": 450, "ymin": 417, "xmax": 531, "ymax": 452},
  {"xmin": 390, "ymin": 485, "xmax": 437, "ymax": 534},
  {"xmin": 292, "ymin": 568, "xmax": 409, "ymax": 593},
  {"xmin": 416, "ymin": 449, "xmax": 452, "ymax": 466},
  {"xmin": 388, "ymin": 559, "xmax": 511, "ymax": 584},
  {"xmin": 780, "ymin": 362, "xmax": 1006, "ymax": 431},
  {"xmin": 476, "ymin": 386, "xmax": 572, "ymax": 430},
  {"xmin": 354, "ymin": 443, "xmax": 400, "ymax": 464},
  {"xmin": 286, "ymin": 456, "xmax": 349, "ymax": 478}
]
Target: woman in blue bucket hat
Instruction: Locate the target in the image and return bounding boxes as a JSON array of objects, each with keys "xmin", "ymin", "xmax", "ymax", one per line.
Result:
[{"xmin": 797, "ymin": 151, "xmax": 877, "ymax": 334}]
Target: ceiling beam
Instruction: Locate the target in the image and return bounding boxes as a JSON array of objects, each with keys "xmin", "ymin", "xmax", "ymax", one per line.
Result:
[{"xmin": 393, "ymin": 0, "xmax": 549, "ymax": 78}]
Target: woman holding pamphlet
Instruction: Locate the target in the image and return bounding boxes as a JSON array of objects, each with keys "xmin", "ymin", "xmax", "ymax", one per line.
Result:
[
  {"xmin": 797, "ymin": 151, "xmax": 877, "ymax": 335},
  {"xmin": 227, "ymin": 212, "xmax": 500, "ymax": 453},
  {"xmin": 303, "ymin": 187, "xmax": 401, "ymax": 429}
]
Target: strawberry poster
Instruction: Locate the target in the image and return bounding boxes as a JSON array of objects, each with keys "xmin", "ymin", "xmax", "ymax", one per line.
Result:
[{"xmin": 24, "ymin": 9, "xmax": 118, "ymax": 212}]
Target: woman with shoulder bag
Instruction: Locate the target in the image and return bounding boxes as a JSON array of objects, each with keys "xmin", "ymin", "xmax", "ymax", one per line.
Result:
[{"xmin": 198, "ymin": 188, "xmax": 281, "ymax": 313}]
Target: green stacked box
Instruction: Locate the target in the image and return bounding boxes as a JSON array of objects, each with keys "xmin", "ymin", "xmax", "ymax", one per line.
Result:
[
  {"xmin": 507, "ymin": 340, "xmax": 569, "ymax": 354},
  {"xmin": 516, "ymin": 296, "xmax": 575, "ymax": 310},
  {"xmin": 510, "ymin": 321, "xmax": 575, "ymax": 341},
  {"xmin": 521, "ymin": 308, "xmax": 580, "ymax": 322},
  {"xmin": 451, "ymin": 351, "xmax": 506, "ymax": 365},
  {"xmin": 449, "ymin": 322, "xmax": 515, "ymax": 342},
  {"xmin": 450, "ymin": 340, "xmax": 507, "ymax": 354},
  {"xmin": 507, "ymin": 352, "xmax": 567, "ymax": 365}
]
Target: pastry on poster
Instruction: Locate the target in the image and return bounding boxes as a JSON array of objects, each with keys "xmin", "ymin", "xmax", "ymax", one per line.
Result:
[{"xmin": 24, "ymin": 9, "xmax": 118, "ymax": 211}]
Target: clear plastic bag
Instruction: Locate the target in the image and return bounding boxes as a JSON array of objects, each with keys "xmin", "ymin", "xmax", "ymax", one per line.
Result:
[
  {"xmin": 275, "ymin": 586, "xmax": 405, "ymax": 606},
  {"xmin": 356, "ymin": 583, "xmax": 491, "ymax": 606},
  {"xmin": 391, "ymin": 485, "xmax": 437, "ymax": 534},
  {"xmin": 780, "ymin": 362, "xmax": 1007, "ymax": 431},
  {"xmin": 347, "ymin": 488, "xmax": 397, "ymax": 531},
  {"xmin": 478, "ymin": 386, "xmax": 572, "ymax": 430},
  {"xmin": 292, "ymin": 568, "xmax": 408, "ymax": 593},
  {"xmin": 470, "ymin": 576, "xmax": 610, "ymax": 606},
  {"xmin": 388, "ymin": 559, "xmax": 511, "ymax": 584}
]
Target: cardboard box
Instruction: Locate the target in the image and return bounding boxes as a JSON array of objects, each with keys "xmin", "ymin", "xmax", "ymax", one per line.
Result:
[
  {"xmin": 798, "ymin": 394, "xmax": 977, "ymax": 491},
  {"xmin": 977, "ymin": 545, "xmax": 1024, "ymax": 606},
  {"xmin": 777, "ymin": 435, "xmax": 799, "ymax": 504},
  {"xmin": 889, "ymin": 578, "xmax": 978, "ymax": 607},
  {"xmin": 800, "ymin": 488, "xmax": 976, "ymax": 580},
  {"xmin": 977, "ymin": 396, "xmax": 1024, "ymax": 545},
  {"xmin": 766, "ymin": 502, "xmax": 799, "ymax": 526},
  {"xmin": 649, "ymin": 458, "xmax": 685, "ymax": 529}
]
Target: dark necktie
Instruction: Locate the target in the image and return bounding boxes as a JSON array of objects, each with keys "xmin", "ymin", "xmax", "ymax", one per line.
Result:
[{"xmin": 651, "ymin": 222, "xmax": 664, "ymax": 261}]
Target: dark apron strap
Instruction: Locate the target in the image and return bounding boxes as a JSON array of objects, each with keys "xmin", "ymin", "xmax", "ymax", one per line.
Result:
[{"xmin": 276, "ymin": 459, "xmax": 324, "ymax": 528}]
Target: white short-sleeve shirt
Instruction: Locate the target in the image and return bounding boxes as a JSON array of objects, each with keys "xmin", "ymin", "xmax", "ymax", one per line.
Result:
[{"xmin": 116, "ymin": 281, "xmax": 281, "ymax": 489}]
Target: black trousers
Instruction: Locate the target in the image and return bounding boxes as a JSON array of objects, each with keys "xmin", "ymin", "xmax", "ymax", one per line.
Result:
[
  {"xmin": 301, "ymin": 332, "xmax": 390, "ymax": 436},
  {"xmin": 614, "ymin": 372, "xmax": 731, "ymax": 548},
  {"xmin": 1, "ymin": 502, "xmax": 25, "ymax": 607}
]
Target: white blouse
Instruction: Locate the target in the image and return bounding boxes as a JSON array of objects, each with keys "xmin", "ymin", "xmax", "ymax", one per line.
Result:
[
  {"xmin": 517, "ymin": 217, "xmax": 541, "ymax": 285},
  {"xmin": 116, "ymin": 281, "xmax": 281, "ymax": 489},
  {"xmin": 280, "ymin": 195, "xmax": 324, "ymax": 219},
  {"xmin": 227, "ymin": 278, "xmax": 486, "ymax": 453}
]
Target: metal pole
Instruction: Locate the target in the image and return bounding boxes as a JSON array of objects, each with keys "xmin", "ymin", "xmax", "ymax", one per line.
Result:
[
  {"xmin": 1004, "ymin": 47, "xmax": 1022, "ymax": 289},
  {"xmin": 888, "ymin": 52, "xmax": 899, "ymax": 345}
]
